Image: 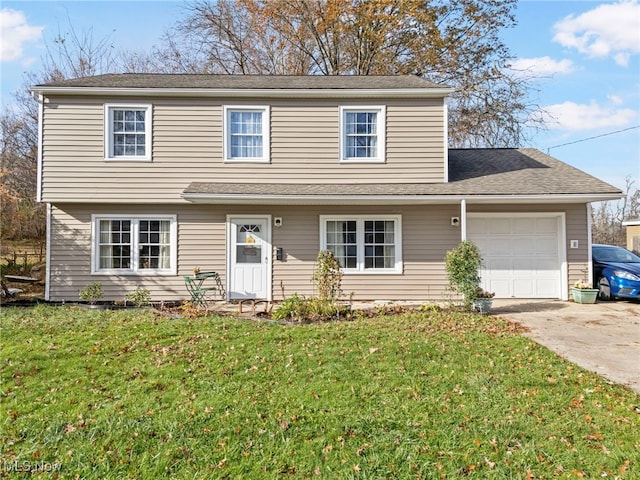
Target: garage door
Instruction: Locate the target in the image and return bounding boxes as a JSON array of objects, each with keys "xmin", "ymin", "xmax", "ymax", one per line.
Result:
[{"xmin": 467, "ymin": 215, "xmax": 563, "ymax": 298}]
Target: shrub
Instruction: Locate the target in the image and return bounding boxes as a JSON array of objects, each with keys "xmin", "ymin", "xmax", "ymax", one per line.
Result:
[
  {"xmin": 272, "ymin": 294, "xmax": 350, "ymax": 322},
  {"xmin": 273, "ymin": 250, "xmax": 348, "ymax": 322},
  {"xmin": 445, "ymin": 241, "xmax": 483, "ymax": 309},
  {"xmin": 78, "ymin": 282, "xmax": 103, "ymax": 305},
  {"xmin": 312, "ymin": 250, "xmax": 343, "ymax": 301},
  {"xmin": 125, "ymin": 287, "xmax": 152, "ymax": 307}
]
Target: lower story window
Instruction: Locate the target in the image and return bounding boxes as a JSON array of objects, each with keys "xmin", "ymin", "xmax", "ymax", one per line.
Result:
[
  {"xmin": 93, "ymin": 215, "xmax": 176, "ymax": 274},
  {"xmin": 320, "ymin": 215, "xmax": 402, "ymax": 273}
]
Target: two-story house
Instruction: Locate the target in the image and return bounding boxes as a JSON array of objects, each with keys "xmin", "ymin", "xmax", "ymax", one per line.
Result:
[{"xmin": 32, "ymin": 74, "xmax": 621, "ymax": 303}]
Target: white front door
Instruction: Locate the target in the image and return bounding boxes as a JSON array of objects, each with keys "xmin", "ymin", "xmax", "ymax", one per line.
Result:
[{"xmin": 227, "ymin": 216, "xmax": 271, "ymax": 300}]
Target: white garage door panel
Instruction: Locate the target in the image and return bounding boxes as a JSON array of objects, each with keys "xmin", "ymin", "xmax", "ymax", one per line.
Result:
[
  {"xmin": 536, "ymin": 239, "xmax": 558, "ymax": 255},
  {"xmin": 491, "ymin": 218, "xmax": 512, "ymax": 234},
  {"xmin": 467, "ymin": 217, "xmax": 491, "ymax": 233},
  {"xmin": 536, "ymin": 279, "xmax": 561, "ymax": 298},
  {"xmin": 513, "ymin": 218, "xmax": 536, "ymax": 234},
  {"xmin": 487, "ymin": 279, "xmax": 510, "ymax": 295},
  {"xmin": 482, "ymin": 239, "xmax": 511, "ymax": 256},
  {"xmin": 513, "ymin": 279, "xmax": 535, "ymax": 297},
  {"xmin": 468, "ymin": 215, "xmax": 563, "ymax": 299},
  {"xmin": 536, "ymin": 257, "xmax": 559, "ymax": 270},
  {"xmin": 515, "ymin": 258, "xmax": 537, "ymax": 270},
  {"xmin": 537, "ymin": 218, "xmax": 559, "ymax": 233}
]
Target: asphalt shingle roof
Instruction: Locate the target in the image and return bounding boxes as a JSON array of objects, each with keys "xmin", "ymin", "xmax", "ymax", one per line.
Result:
[
  {"xmin": 183, "ymin": 148, "xmax": 621, "ymax": 198},
  {"xmin": 36, "ymin": 74, "xmax": 445, "ymax": 90},
  {"xmin": 446, "ymin": 148, "xmax": 619, "ymax": 195}
]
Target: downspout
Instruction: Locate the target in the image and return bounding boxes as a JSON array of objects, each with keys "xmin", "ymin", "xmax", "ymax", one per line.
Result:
[
  {"xmin": 32, "ymin": 92, "xmax": 44, "ymax": 203},
  {"xmin": 32, "ymin": 91, "xmax": 51, "ymax": 301},
  {"xmin": 443, "ymin": 102, "xmax": 449, "ymax": 183},
  {"xmin": 460, "ymin": 199, "xmax": 467, "ymax": 241},
  {"xmin": 45, "ymin": 203, "xmax": 51, "ymax": 301},
  {"xmin": 587, "ymin": 203, "xmax": 593, "ymax": 285}
]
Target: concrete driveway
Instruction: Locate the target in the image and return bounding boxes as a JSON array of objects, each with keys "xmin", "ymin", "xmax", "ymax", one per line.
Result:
[{"xmin": 492, "ymin": 299, "xmax": 640, "ymax": 394}]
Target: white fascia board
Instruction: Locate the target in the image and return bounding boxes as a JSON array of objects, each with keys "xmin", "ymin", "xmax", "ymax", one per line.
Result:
[
  {"xmin": 465, "ymin": 193, "xmax": 624, "ymax": 203},
  {"xmin": 30, "ymin": 86, "xmax": 455, "ymax": 99},
  {"xmin": 181, "ymin": 192, "xmax": 624, "ymax": 205}
]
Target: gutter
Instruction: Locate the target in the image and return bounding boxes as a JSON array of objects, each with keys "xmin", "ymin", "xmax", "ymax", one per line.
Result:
[
  {"xmin": 30, "ymin": 86, "xmax": 455, "ymax": 99},
  {"xmin": 180, "ymin": 192, "xmax": 623, "ymax": 205}
]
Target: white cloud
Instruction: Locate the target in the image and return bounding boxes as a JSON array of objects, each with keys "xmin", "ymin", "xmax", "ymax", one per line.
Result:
[
  {"xmin": 0, "ymin": 8, "xmax": 44, "ymax": 63},
  {"xmin": 542, "ymin": 100, "xmax": 638, "ymax": 131},
  {"xmin": 553, "ymin": 1, "xmax": 640, "ymax": 66},
  {"xmin": 509, "ymin": 56, "xmax": 574, "ymax": 77},
  {"xmin": 607, "ymin": 94, "xmax": 624, "ymax": 106}
]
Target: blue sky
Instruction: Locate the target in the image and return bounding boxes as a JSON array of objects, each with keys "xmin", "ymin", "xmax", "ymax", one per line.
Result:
[{"xmin": 1, "ymin": 0, "xmax": 639, "ymax": 191}]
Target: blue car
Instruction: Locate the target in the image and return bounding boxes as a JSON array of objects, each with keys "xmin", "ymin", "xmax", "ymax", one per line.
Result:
[{"xmin": 592, "ymin": 244, "xmax": 640, "ymax": 301}]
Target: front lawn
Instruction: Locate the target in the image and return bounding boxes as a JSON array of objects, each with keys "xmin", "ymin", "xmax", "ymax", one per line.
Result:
[{"xmin": 1, "ymin": 305, "xmax": 638, "ymax": 478}]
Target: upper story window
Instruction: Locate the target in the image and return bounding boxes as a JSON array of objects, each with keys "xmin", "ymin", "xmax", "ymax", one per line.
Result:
[
  {"xmin": 92, "ymin": 215, "xmax": 177, "ymax": 275},
  {"xmin": 104, "ymin": 104, "xmax": 152, "ymax": 161},
  {"xmin": 320, "ymin": 215, "xmax": 402, "ymax": 274},
  {"xmin": 339, "ymin": 106, "xmax": 386, "ymax": 163},
  {"xmin": 224, "ymin": 106, "xmax": 270, "ymax": 162}
]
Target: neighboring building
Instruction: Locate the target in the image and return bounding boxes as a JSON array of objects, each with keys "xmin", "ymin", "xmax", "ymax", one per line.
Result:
[
  {"xmin": 622, "ymin": 219, "xmax": 640, "ymax": 253},
  {"xmin": 32, "ymin": 74, "xmax": 622, "ymax": 303}
]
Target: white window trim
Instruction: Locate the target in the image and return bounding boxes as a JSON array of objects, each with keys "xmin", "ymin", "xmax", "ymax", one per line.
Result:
[
  {"xmin": 223, "ymin": 105, "xmax": 271, "ymax": 163},
  {"xmin": 91, "ymin": 214, "xmax": 177, "ymax": 275},
  {"xmin": 104, "ymin": 103, "xmax": 152, "ymax": 161},
  {"xmin": 319, "ymin": 214, "xmax": 402, "ymax": 274},
  {"xmin": 339, "ymin": 105, "xmax": 386, "ymax": 163}
]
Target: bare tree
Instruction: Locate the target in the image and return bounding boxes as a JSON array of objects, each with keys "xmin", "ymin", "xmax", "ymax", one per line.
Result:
[
  {"xmin": 1, "ymin": 22, "xmax": 130, "ymax": 243},
  {"xmin": 591, "ymin": 176, "xmax": 639, "ymax": 246},
  {"xmin": 158, "ymin": 0, "xmax": 539, "ymax": 147},
  {"xmin": 1, "ymin": 109, "xmax": 44, "ymax": 241}
]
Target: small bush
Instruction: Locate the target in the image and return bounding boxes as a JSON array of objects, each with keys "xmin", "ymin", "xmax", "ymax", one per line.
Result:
[
  {"xmin": 125, "ymin": 287, "xmax": 152, "ymax": 307},
  {"xmin": 273, "ymin": 250, "xmax": 350, "ymax": 322},
  {"xmin": 78, "ymin": 282, "xmax": 103, "ymax": 304},
  {"xmin": 272, "ymin": 294, "xmax": 350, "ymax": 322},
  {"xmin": 445, "ymin": 241, "xmax": 482, "ymax": 309},
  {"xmin": 312, "ymin": 250, "xmax": 343, "ymax": 301}
]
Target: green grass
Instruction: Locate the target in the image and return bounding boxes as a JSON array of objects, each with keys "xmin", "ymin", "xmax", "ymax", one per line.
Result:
[{"xmin": 1, "ymin": 305, "xmax": 638, "ymax": 479}]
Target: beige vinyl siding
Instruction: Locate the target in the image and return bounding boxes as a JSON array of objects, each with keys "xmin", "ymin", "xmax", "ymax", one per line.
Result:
[
  {"xmin": 564, "ymin": 203, "xmax": 590, "ymax": 288},
  {"xmin": 626, "ymin": 225, "xmax": 640, "ymax": 252},
  {"xmin": 267, "ymin": 204, "xmax": 460, "ymax": 301},
  {"xmin": 48, "ymin": 204, "xmax": 227, "ymax": 302},
  {"xmin": 49, "ymin": 204, "xmax": 92, "ymax": 298},
  {"xmin": 40, "ymin": 96, "xmax": 446, "ymax": 203},
  {"xmin": 48, "ymin": 202, "xmax": 587, "ymax": 302},
  {"xmin": 49, "ymin": 203, "xmax": 459, "ymax": 302}
]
